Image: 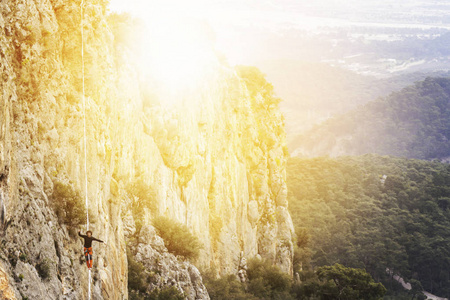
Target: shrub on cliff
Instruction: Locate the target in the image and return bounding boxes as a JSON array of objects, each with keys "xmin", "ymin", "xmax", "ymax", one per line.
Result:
[
  {"xmin": 130, "ymin": 287, "xmax": 184, "ymax": 300},
  {"xmin": 126, "ymin": 177, "xmax": 158, "ymax": 213},
  {"xmin": 36, "ymin": 258, "xmax": 52, "ymax": 280},
  {"xmin": 51, "ymin": 181, "xmax": 86, "ymax": 227},
  {"xmin": 203, "ymin": 275, "xmax": 258, "ymax": 300},
  {"xmin": 126, "ymin": 177, "xmax": 158, "ymax": 234},
  {"xmin": 127, "ymin": 248, "xmax": 148, "ymax": 294},
  {"xmin": 127, "ymin": 247, "xmax": 184, "ymax": 300},
  {"xmin": 236, "ymin": 66, "xmax": 283, "ymax": 151},
  {"xmin": 204, "ymin": 259, "xmax": 385, "ymax": 299},
  {"xmin": 152, "ymin": 216, "xmax": 201, "ymax": 260},
  {"xmin": 203, "ymin": 273, "xmax": 257, "ymax": 300},
  {"xmin": 126, "ymin": 177, "xmax": 158, "ymax": 233},
  {"xmin": 246, "ymin": 258, "xmax": 294, "ymax": 300},
  {"xmin": 147, "ymin": 287, "xmax": 185, "ymax": 300},
  {"xmin": 204, "ymin": 259, "xmax": 293, "ymax": 300}
]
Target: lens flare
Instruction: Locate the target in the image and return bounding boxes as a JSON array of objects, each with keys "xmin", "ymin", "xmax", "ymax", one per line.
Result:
[{"xmin": 143, "ymin": 19, "xmax": 216, "ymax": 93}]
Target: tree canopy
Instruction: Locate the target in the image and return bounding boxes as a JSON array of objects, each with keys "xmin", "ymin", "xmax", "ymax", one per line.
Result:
[{"xmin": 287, "ymin": 155, "xmax": 450, "ymax": 298}]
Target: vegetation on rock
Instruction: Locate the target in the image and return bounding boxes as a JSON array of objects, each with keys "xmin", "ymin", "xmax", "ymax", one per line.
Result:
[
  {"xmin": 204, "ymin": 258, "xmax": 385, "ymax": 299},
  {"xmin": 51, "ymin": 181, "xmax": 86, "ymax": 227},
  {"xmin": 127, "ymin": 248, "xmax": 185, "ymax": 300},
  {"xmin": 152, "ymin": 216, "xmax": 202, "ymax": 260},
  {"xmin": 204, "ymin": 258, "xmax": 292, "ymax": 300},
  {"xmin": 36, "ymin": 258, "xmax": 52, "ymax": 280},
  {"xmin": 128, "ymin": 247, "xmax": 151, "ymax": 295},
  {"xmin": 126, "ymin": 176, "xmax": 158, "ymax": 233}
]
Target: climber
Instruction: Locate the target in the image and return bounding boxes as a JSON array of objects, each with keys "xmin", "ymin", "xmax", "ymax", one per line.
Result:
[{"xmin": 78, "ymin": 230, "xmax": 106, "ymax": 269}]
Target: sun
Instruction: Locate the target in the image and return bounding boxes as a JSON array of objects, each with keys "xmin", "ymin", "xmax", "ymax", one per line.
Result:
[
  {"xmin": 110, "ymin": 0, "xmax": 221, "ymax": 98},
  {"xmin": 142, "ymin": 18, "xmax": 216, "ymax": 93}
]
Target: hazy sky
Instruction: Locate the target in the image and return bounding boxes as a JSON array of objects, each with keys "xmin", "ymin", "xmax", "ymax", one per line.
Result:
[
  {"xmin": 108, "ymin": 0, "xmax": 450, "ymax": 27},
  {"xmin": 108, "ymin": 0, "xmax": 450, "ymax": 64}
]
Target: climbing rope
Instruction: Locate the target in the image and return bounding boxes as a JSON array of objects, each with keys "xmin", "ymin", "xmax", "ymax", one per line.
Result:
[
  {"xmin": 88, "ymin": 269, "xmax": 91, "ymax": 299},
  {"xmin": 80, "ymin": 0, "xmax": 91, "ymax": 299},
  {"xmin": 81, "ymin": 0, "xmax": 89, "ymax": 231}
]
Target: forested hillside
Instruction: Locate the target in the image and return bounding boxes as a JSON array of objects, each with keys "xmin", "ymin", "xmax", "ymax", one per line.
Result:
[
  {"xmin": 257, "ymin": 60, "xmax": 446, "ymax": 137},
  {"xmin": 287, "ymin": 155, "xmax": 450, "ymax": 298},
  {"xmin": 290, "ymin": 77, "xmax": 450, "ymax": 160}
]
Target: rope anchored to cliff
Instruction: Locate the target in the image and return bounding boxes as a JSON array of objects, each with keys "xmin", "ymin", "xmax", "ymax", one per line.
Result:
[
  {"xmin": 81, "ymin": 0, "xmax": 89, "ymax": 231},
  {"xmin": 79, "ymin": 2, "xmax": 108, "ymax": 298},
  {"xmin": 80, "ymin": 0, "xmax": 91, "ymax": 299}
]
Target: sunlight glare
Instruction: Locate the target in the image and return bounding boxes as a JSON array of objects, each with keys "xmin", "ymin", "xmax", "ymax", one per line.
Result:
[
  {"xmin": 121, "ymin": 0, "xmax": 220, "ymax": 97},
  {"xmin": 142, "ymin": 18, "xmax": 216, "ymax": 94}
]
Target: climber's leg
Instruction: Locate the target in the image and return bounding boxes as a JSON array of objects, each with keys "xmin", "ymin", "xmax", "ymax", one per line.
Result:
[
  {"xmin": 84, "ymin": 247, "xmax": 88, "ymax": 268},
  {"xmin": 84, "ymin": 247, "xmax": 93, "ymax": 269},
  {"xmin": 88, "ymin": 247, "xmax": 93, "ymax": 269}
]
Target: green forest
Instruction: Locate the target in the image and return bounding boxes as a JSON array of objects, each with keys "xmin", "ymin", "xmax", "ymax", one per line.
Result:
[
  {"xmin": 287, "ymin": 155, "xmax": 450, "ymax": 298},
  {"xmin": 291, "ymin": 77, "xmax": 450, "ymax": 160}
]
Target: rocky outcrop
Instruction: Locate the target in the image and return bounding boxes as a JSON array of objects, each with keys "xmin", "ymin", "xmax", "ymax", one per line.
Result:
[
  {"xmin": 128, "ymin": 224, "xmax": 210, "ymax": 299},
  {"xmin": 0, "ymin": 265, "xmax": 16, "ymax": 300},
  {"xmin": 0, "ymin": 0, "xmax": 294, "ymax": 299}
]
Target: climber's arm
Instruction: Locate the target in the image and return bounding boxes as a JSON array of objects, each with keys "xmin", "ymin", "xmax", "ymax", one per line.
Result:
[{"xmin": 93, "ymin": 237, "xmax": 104, "ymax": 243}]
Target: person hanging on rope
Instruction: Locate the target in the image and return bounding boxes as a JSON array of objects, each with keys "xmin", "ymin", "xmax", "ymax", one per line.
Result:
[{"xmin": 78, "ymin": 230, "xmax": 106, "ymax": 269}]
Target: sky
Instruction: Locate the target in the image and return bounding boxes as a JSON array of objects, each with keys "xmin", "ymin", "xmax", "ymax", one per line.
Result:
[
  {"xmin": 108, "ymin": 0, "xmax": 450, "ymax": 65},
  {"xmin": 108, "ymin": 0, "xmax": 450, "ymax": 28}
]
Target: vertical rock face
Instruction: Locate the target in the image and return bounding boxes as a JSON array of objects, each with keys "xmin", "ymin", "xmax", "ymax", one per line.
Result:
[{"xmin": 0, "ymin": 1, "xmax": 294, "ymax": 299}]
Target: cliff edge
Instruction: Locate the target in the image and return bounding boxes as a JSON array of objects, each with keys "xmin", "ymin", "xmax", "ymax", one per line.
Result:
[{"xmin": 0, "ymin": 1, "xmax": 294, "ymax": 299}]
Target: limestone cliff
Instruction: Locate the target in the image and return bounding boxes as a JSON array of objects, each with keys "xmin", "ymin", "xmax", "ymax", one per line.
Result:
[{"xmin": 0, "ymin": 0, "xmax": 294, "ymax": 299}]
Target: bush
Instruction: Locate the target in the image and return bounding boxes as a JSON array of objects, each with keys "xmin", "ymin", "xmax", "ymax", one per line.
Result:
[
  {"xmin": 127, "ymin": 177, "xmax": 158, "ymax": 233},
  {"xmin": 152, "ymin": 216, "xmax": 201, "ymax": 260},
  {"xmin": 204, "ymin": 273, "xmax": 257, "ymax": 300},
  {"xmin": 130, "ymin": 287, "xmax": 185, "ymax": 300},
  {"xmin": 36, "ymin": 258, "xmax": 52, "ymax": 280},
  {"xmin": 128, "ymin": 247, "xmax": 184, "ymax": 300},
  {"xmin": 209, "ymin": 213, "xmax": 223, "ymax": 250},
  {"xmin": 205, "ymin": 259, "xmax": 385, "ymax": 300},
  {"xmin": 51, "ymin": 181, "xmax": 86, "ymax": 227},
  {"xmin": 126, "ymin": 177, "xmax": 158, "ymax": 212},
  {"xmin": 204, "ymin": 259, "xmax": 293, "ymax": 300},
  {"xmin": 8, "ymin": 252, "xmax": 17, "ymax": 267},
  {"xmin": 316, "ymin": 264, "xmax": 386, "ymax": 300},
  {"xmin": 246, "ymin": 258, "xmax": 293, "ymax": 300},
  {"xmin": 147, "ymin": 287, "xmax": 184, "ymax": 300},
  {"xmin": 127, "ymin": 248, "xmax": 149, "ymax": 294},
  {"xmin": 19, "ymin": 253, "xmax": 27, "ymax": 262},
  {"xmin": 129, "ymin": 290, "xmax": 144, "ymax": 300}
]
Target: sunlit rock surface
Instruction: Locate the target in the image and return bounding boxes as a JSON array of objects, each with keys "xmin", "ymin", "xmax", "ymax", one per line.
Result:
[{"xmin": 0, "ymin": 0, "xmax": 294, "ymax": 299}]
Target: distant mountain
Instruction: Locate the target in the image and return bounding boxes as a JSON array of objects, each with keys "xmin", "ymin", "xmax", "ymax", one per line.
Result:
[
  {"xmin": 256, "ymin": 60, "xmax": 449, "ymax": 140},
  {"xmin": 290, "ymin": 77, "xmax": 450, "ymax": 160}
]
